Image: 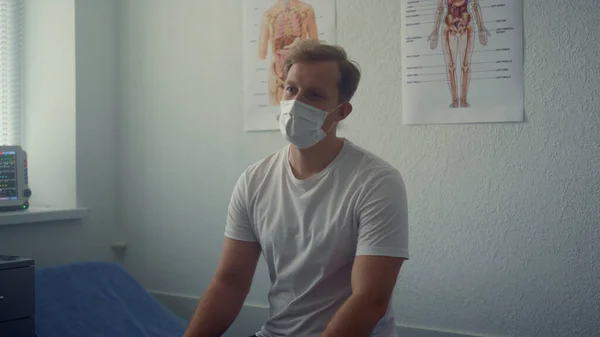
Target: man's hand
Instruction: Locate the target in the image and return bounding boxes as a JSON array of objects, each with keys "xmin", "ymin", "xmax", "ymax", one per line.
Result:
[
  {"xmin": 321, "ymin": 255, "xmax": 405, "ymax": 337},
  {"xmin": 478, "ymin": 27, "xmax": 490, "ymax": 46},
  {"xmin": 427, "ymin": 31, "xmax": 439, "ymax": 50},
  {"xmin": 182, "ymin": 238, "xmax": 261, "ymax": 337}
]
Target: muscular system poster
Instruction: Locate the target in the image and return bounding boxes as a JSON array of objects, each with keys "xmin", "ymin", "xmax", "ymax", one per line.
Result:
[
  {"xmin": 401, "ymin": 0, "xmax": 524, "ymax": 125},
  {"xmin": 243, "ymin": 0, "xmax": 337, "ymax": 131}
]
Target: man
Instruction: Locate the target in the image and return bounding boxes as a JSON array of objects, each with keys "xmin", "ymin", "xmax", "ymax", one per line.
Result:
[{"xmin": 183, "ymin": 40, "xmax": 409, "ymax": 337}]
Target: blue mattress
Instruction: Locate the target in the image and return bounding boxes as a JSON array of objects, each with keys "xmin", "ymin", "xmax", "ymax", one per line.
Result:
[{"xmin": 35, "ymin": 261, "xmax": 187, "ymax": 337}]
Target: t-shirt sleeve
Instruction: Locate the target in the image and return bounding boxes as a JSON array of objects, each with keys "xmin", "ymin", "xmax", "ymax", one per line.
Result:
[
  {"xmin": 355, "ymin": 170, "xmax": 409, "ymax": 259},
  {"xmin": 224, "ymin": 171, "xmax": 258, "ymax": 242}
]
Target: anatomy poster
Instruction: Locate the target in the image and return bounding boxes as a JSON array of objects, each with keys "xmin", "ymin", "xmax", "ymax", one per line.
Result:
[
  {"xmin": 243, "ymin": 0, "xmax": 337, "ymax": 131},
  {"xmin": 401, "ymin": 0, "xmax": 524, "ymax": 125}
]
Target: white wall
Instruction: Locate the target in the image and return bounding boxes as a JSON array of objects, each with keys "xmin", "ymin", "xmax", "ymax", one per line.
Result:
[
  {"xmin": 117, "ymin": 1, "xmax": 600, "ymax": 337},
  {"xmin": 0, "ymin": 0, "xmax": 118, "ymax": 266}
]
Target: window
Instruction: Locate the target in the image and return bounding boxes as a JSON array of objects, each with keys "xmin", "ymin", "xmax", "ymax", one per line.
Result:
[
  {"xmin": 0, "ymin": 0, "xmax": 87, "ymax": 225},
  {"xmin": 0, "ymin": 0, "xmax": 23, "ymax": 146}
]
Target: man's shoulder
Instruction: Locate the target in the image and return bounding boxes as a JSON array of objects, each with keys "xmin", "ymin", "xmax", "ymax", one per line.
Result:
[
  {"xmin": 298, "ymin": 2, "xmax": 315, "ymax": 12},
  {"xmin": 240, "ymin": 146, "xmax": 287, "ymax": 183},
  {"xmin": 346, "ymin": 140, "xmax": 404, "ymax": 183},
  {"xmin": 263, "ymin": 4, "xmax": 280, "ymax": 15}
]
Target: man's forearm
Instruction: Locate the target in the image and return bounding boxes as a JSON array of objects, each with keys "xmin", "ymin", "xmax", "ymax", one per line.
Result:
[
  {"xmin": 321, "ymin": 294, "xmax": 388, "ymax": 337},
  {"xmin": 183, "ymin": 280, "xmax": 248, "ymax": 337}
]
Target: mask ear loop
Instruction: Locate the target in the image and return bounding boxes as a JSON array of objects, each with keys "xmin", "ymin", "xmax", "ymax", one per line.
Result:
[{"xmin": 323, "ymin": 104, "xmax": 344, "ymax": 134}]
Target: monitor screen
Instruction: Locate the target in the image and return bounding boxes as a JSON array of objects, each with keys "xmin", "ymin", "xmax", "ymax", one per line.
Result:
[{"xmin": 0, "ymin": 151, "xmax": 18, "ymax": 200}]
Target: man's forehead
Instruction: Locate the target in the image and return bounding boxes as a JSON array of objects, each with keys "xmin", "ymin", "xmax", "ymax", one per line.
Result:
[{"xmin": 287, "ymin": 61, "xmax": 340, "ymax": 86}]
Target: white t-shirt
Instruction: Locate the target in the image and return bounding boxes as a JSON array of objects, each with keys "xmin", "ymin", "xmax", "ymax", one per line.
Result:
[{"xmin": 224, "ymin": 138, "xmax": 409, "ymax": 337}]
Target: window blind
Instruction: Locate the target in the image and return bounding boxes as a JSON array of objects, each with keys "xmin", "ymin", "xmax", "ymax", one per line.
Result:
[{"xmin": 0, "ymin": 0, "xmax": 23, "ymax": 146}]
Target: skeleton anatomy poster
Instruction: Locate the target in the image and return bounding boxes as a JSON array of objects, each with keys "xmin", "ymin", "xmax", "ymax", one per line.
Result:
[
  {"xmin": 243, "ymin": 0, "xmax": 337, "ymax": 131},
  {"xmin": 401, "ymin": 0, "xmax": 524, "ymax": 125}
]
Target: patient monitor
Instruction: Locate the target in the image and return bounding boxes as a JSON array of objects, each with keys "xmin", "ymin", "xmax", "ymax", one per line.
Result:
[{"xmin": 0, "ymin": 146, "xmax": 31, "ymax": 212}]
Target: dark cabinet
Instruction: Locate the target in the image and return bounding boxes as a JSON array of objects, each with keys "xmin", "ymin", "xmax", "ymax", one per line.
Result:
[{"xmin": 0, "ymin": 256, "xmax": 35, "ymax": 337}]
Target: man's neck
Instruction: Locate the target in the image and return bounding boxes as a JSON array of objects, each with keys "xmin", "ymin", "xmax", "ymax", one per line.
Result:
[{"xmin": 288, "ymin": 135, "xmax": 344, "ymax": 180}]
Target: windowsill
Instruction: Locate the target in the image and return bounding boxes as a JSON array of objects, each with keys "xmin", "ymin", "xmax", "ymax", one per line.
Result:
[{"xmin": 0, "ymin": 206, "xmax": 89, "ymax": 226}]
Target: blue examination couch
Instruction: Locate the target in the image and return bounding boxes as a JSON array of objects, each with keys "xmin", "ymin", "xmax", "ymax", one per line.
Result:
[{"xmin": 35, "ymin": 261, "xmax": 187, "ymax": 337}]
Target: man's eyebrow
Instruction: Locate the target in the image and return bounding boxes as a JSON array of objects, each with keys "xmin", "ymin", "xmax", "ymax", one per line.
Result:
[{"xmin": 307, "ymin": 86, "xmax": 328, "ymax": 95}]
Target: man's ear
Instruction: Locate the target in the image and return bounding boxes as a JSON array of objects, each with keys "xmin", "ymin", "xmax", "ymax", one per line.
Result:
[{"xmin": 337, "ymin": 103, "xmax": 353, "ymax": 121}]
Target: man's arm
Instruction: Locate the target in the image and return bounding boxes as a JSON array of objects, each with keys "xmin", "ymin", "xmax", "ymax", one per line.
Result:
[
  {"xmin": 305, "ymin": 6, "xmax": 318, "ymax": 39},
  {"xmin": 184, "ymin": 170, "xmax": 261, "ymax": 337},
  {"xmin": 472, "ymin": 0, "xmax": 486, "ymax": 31},
  {"xmin": 321, "ymin": 256, "xmax": 405, "ymax": 337},
  {"xmin": 427, "ymin": 0, "xmax": 445, "ymax": 50},
  {"xmin": 183, "ymin": 237, "xmax": 261, "ymax": 337},
  {"xmin": 431, "ymin": 0, "xmax": 445, "ymax": 34},
  {"xmin": 258, "ymin": 13, "xmax": 270, "ymax": 59},
  {"xmin": 322, "ymin": 170, "xmax": 409, "ymax": 337},
  {"xmin": 472, "ymin": 0, "xmax": 490, "ymax": 46}
]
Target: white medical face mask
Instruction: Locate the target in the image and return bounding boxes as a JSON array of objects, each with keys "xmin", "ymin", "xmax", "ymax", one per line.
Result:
[{"xmin": 278, "ymin": 100, "xmax": 339, "ymax": 149}]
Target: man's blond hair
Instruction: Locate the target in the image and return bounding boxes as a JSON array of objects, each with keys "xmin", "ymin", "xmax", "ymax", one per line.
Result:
[{"xmin": 283, "ymin": 40, "xmax": 361, "ymax": 103}]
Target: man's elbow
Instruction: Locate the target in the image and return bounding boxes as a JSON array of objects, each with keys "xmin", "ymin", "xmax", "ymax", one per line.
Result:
[
  {"xmin": 355, "ymin": 293, "xmax": 390, "ymax": 322},
  {"xmin": 258, "ymin": 39, "xmax": 269, "ymax": 59},
  {"xmin": 371, "ymin": 301, "xmax": 390, "ymax": 321}
]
